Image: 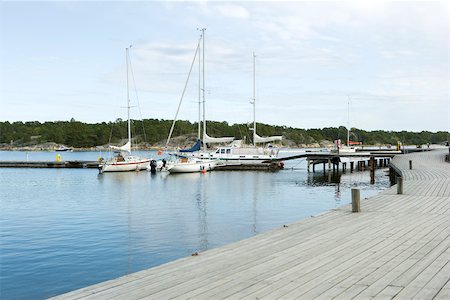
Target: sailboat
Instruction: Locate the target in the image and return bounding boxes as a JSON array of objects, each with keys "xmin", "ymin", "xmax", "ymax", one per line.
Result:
[
  {"xmin": 336, "ymin": 99, "xmax": 360, "ymax": 154},
  {"xmin": 164, "ymin": 29, "xmax": 222, "ymax": 173},
  {"xmin": 184, "ymin": 51, "xmax": 285, "ymax": 170},
  {"xmin": 249, "ymin": 52, "xmax": 283, "ymax": 146},
  {"xmin": 99, "ymin": 46, "xmax": 151, "ymax": 173}
]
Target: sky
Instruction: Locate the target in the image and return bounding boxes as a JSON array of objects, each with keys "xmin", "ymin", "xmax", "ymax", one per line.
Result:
[{"xmin": 0, "ymin": 0, "xmax": 449, "ymax": 132}]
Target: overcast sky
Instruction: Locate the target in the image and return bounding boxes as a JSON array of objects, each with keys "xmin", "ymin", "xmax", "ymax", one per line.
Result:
[{"xmin": 0, "ymin": 1, "xmax": 449, "ymax": 132}]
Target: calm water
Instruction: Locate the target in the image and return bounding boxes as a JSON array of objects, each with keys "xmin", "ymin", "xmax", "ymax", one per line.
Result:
[{"xmin": 0, "ymin": 150, "xmax": 390, "ymax": 299}]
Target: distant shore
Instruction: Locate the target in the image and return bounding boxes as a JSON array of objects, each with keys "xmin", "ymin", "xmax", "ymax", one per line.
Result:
[{"xmin": 0, "ymin": 139, "xmax": 336, "ymax": 152}]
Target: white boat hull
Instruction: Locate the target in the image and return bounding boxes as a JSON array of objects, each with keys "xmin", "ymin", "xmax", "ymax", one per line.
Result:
[
  {"xmin": 167, "ymin": 161, "xmax": 218, "ymax": 173},
  {"xmin": 186, "ymin": 147, "xmax": 283, "ymax": 168},
  {"xmin": 99, "ymin": 159, "xmax": 150, "ymax": 173}
]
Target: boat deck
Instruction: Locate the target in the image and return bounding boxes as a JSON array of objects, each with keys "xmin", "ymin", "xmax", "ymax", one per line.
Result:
[{"xmin": 53, "ymin": 149, "xmax": 450, "ymax": 299}]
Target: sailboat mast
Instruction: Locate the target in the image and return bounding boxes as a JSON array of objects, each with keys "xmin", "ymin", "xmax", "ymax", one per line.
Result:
[
  {"xmin": 253, "ymin": 52, "xmax": 256, "ymax": 147},
  {"xmin": 347, "ymin": 98, "xmax": 350, "ymax": 147},
  {"xmin": 198, "ymin": 33, "xmax": 202, "ymax": 141},
  {"xmin": 200, "ymin": 28, "xmax": 207, "ymax": 150},
  {"xmin": 126, "ymin": 46, "xmax": 132, "ymax": 147}
]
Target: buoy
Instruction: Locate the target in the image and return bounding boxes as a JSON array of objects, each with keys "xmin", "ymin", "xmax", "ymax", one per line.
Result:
[
  {"xmin": 201, "ymin": 169, "xmax": 206, "ymax": 174},
  {"xmin": 157, "ymin": 149, "xmax": 162, "ymax": 155}
]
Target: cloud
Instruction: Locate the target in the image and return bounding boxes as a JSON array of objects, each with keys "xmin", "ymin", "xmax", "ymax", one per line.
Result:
[{"xmin": 215, "ymin": 4, "xmax": 249, "ymax": 19}]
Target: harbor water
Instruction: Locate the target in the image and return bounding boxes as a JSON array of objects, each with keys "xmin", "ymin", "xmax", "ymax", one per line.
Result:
[{"xmin": 0, "ymin": 150, "xmax": 390, "ymax": 299}]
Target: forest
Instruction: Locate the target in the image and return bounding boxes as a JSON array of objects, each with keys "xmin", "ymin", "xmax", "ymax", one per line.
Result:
[{"xmin": 0, "ymin": 119, "xmax": 448, "ymax": 148}]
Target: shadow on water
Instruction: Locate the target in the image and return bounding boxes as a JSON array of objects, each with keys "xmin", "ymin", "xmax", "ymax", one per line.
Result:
[{"xmin": 307, "ymin": 172, "xmax": 342, "ymax": 185}]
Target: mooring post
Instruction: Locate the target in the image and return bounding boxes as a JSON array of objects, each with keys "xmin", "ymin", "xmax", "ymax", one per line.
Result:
[
  {"xmin": 409, "ymin": 160, "xmax": 412, "ymax": 170},
  {"xmin": 370, "ymin": 156, "xmax": 375, "ymax": 184},
  {"xmin": 397, "ymin": 177, "xmax": 403, "ymax": 194},
  {"xmin": 351, "ymin": 189, "xmax": 361, "ymax": 212}
]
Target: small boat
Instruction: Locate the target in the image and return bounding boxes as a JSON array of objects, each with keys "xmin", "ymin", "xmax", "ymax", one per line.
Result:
[
  {"xmin": 99, "ymin": 46, "xmax": 150, "ymax": 173},
  {"xmin": 100, "ymin": 149, "xmax": 151, "ymax": 173},
  {"xmin": 167, "ymin": 158, "xmax": 219, "ymax": 174},
  {"xmin": 56, "ymin": 145, "xmax": 72, "ymax": 152}
]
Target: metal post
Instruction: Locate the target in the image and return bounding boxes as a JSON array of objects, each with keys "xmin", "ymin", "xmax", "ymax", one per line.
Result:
[
  {"xmin": 351, "ymin": 189, "xmax": 360, "ymax": 212},
  {"xmin": 397, "ymin": 177, "xmax": 403, "ymax": 194}
]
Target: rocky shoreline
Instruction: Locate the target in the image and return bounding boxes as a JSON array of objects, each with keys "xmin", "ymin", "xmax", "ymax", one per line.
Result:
[{"xmin": 0, "ymin": 135, "xmax": 335, "ymax": 152}]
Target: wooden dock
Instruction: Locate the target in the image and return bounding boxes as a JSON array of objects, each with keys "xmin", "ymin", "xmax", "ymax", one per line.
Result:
[
  {"xmin": 0, "ymin": 160, "xmax": 99, "ymax": 168},
  {"xmin": 53, "ymin": 149, "xmax": 450, "ymax": 299}
]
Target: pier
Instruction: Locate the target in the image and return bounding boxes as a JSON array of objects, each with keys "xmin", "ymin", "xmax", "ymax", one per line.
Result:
[
  {"xmin": 0, "ymin": 160, "xmax": 99, "ymax": 168},
  {"xmin": 53, "ymin": 148, "xmax": 449, "ymax": 299}
]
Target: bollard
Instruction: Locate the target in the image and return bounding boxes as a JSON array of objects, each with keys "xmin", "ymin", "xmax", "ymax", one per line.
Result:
[
  {"xmin": 409, "ymin": 160, "xmax": 412, "ymax": 170},
  {"xmin": 351, "ymin": 189, "xmax": 361, "ymax": 212},
  {"xmin": 397, "ymin": 177, "xmax": 403, "ymax": 194}
]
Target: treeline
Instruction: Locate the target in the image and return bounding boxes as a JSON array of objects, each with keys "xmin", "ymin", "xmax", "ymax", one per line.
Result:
[{"xmin": 0, "ymin": 119, "xmax": 448, "ymax": 148}]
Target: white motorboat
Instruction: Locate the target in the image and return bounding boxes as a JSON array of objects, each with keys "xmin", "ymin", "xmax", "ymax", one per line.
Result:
[
  {"xmin": 99, "ymin": 46, "xmax": 150, "ymax": 173},
  {"xmin": 185, "ymin": 146, "xmax": 284, "ymax": 169},
  {"xmin": 56, "ymin": 145, "xmax": 72, "ymax": 152}
]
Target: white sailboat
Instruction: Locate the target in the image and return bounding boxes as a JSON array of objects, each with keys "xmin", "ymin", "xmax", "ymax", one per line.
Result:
[
  {"xmin": 185, "ymin": 52, "xmax": 284, "ymax": 169},
  {"xmin": 164, "ymin": 29, "xmax": 222, "ymax": 174},
  {"xmin": 336, "ymin": 98, "xmax": 359, "ymax": 154},
  {"xmin": 249, "ymin": 52, "xmax": 283, "ymax": 146},
  {"xmin": 167, "ymin": 157, "xmax": 219, "ymax": 173},
  {"xmin": 99, "ymin": 46, "xmax": 151, "ymax": 173}
]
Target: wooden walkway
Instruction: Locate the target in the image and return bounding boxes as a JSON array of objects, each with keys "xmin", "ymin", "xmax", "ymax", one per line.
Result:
[{"xmin": 53, "ymin": 149, "xmax": 450, "ymax": 299}]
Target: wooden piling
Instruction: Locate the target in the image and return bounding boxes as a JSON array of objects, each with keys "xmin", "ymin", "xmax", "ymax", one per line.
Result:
[
  {"xmin": 351, "ymin": 189, "xmax": 361, "ymax": 212},
  {"xmin": 350, "ymin": 161, "xmax": 354, "ymax": 173},
  {"xmin": 370, "ymin": 156, "xmax": 375, "ymax": 184},
  {"xmin": 397, "ymin": 176, "xmax": 403, "ymax": 194}
]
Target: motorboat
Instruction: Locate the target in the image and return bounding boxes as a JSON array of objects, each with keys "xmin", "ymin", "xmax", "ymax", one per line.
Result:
[{"xmin": 56, "ymin": 145, "xmax": 72, "ymax": 152}]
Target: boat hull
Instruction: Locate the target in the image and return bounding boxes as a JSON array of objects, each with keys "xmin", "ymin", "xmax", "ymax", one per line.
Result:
[
  {"xmin": 99, "ymin": 160, "xmax": 150, "ymax": 173},
  {"xmin": 185, "ymin": 148, "xmax": 284, "ymax": 169},
  {"xmin": 167, "ymin": 161, "xmax": 218, "ymax": 173}
]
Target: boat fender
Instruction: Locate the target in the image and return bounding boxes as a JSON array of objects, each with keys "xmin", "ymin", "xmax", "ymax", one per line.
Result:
[{"xmin": 150, "ymin": 160, "xmax": 157, "ymax": 174}]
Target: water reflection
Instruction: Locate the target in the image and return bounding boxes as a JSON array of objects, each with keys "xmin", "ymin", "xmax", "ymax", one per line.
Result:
[
  {"xmin": 307, "ymin": 172, "xmax": 341, "ymax": 185},
  {"xmin": 1, "ymin": 164, "xmax": 390, "ymax": 299},
  {"xmin": 195, "ymin": 175, "xmax": 209, "ymax": 252}
]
